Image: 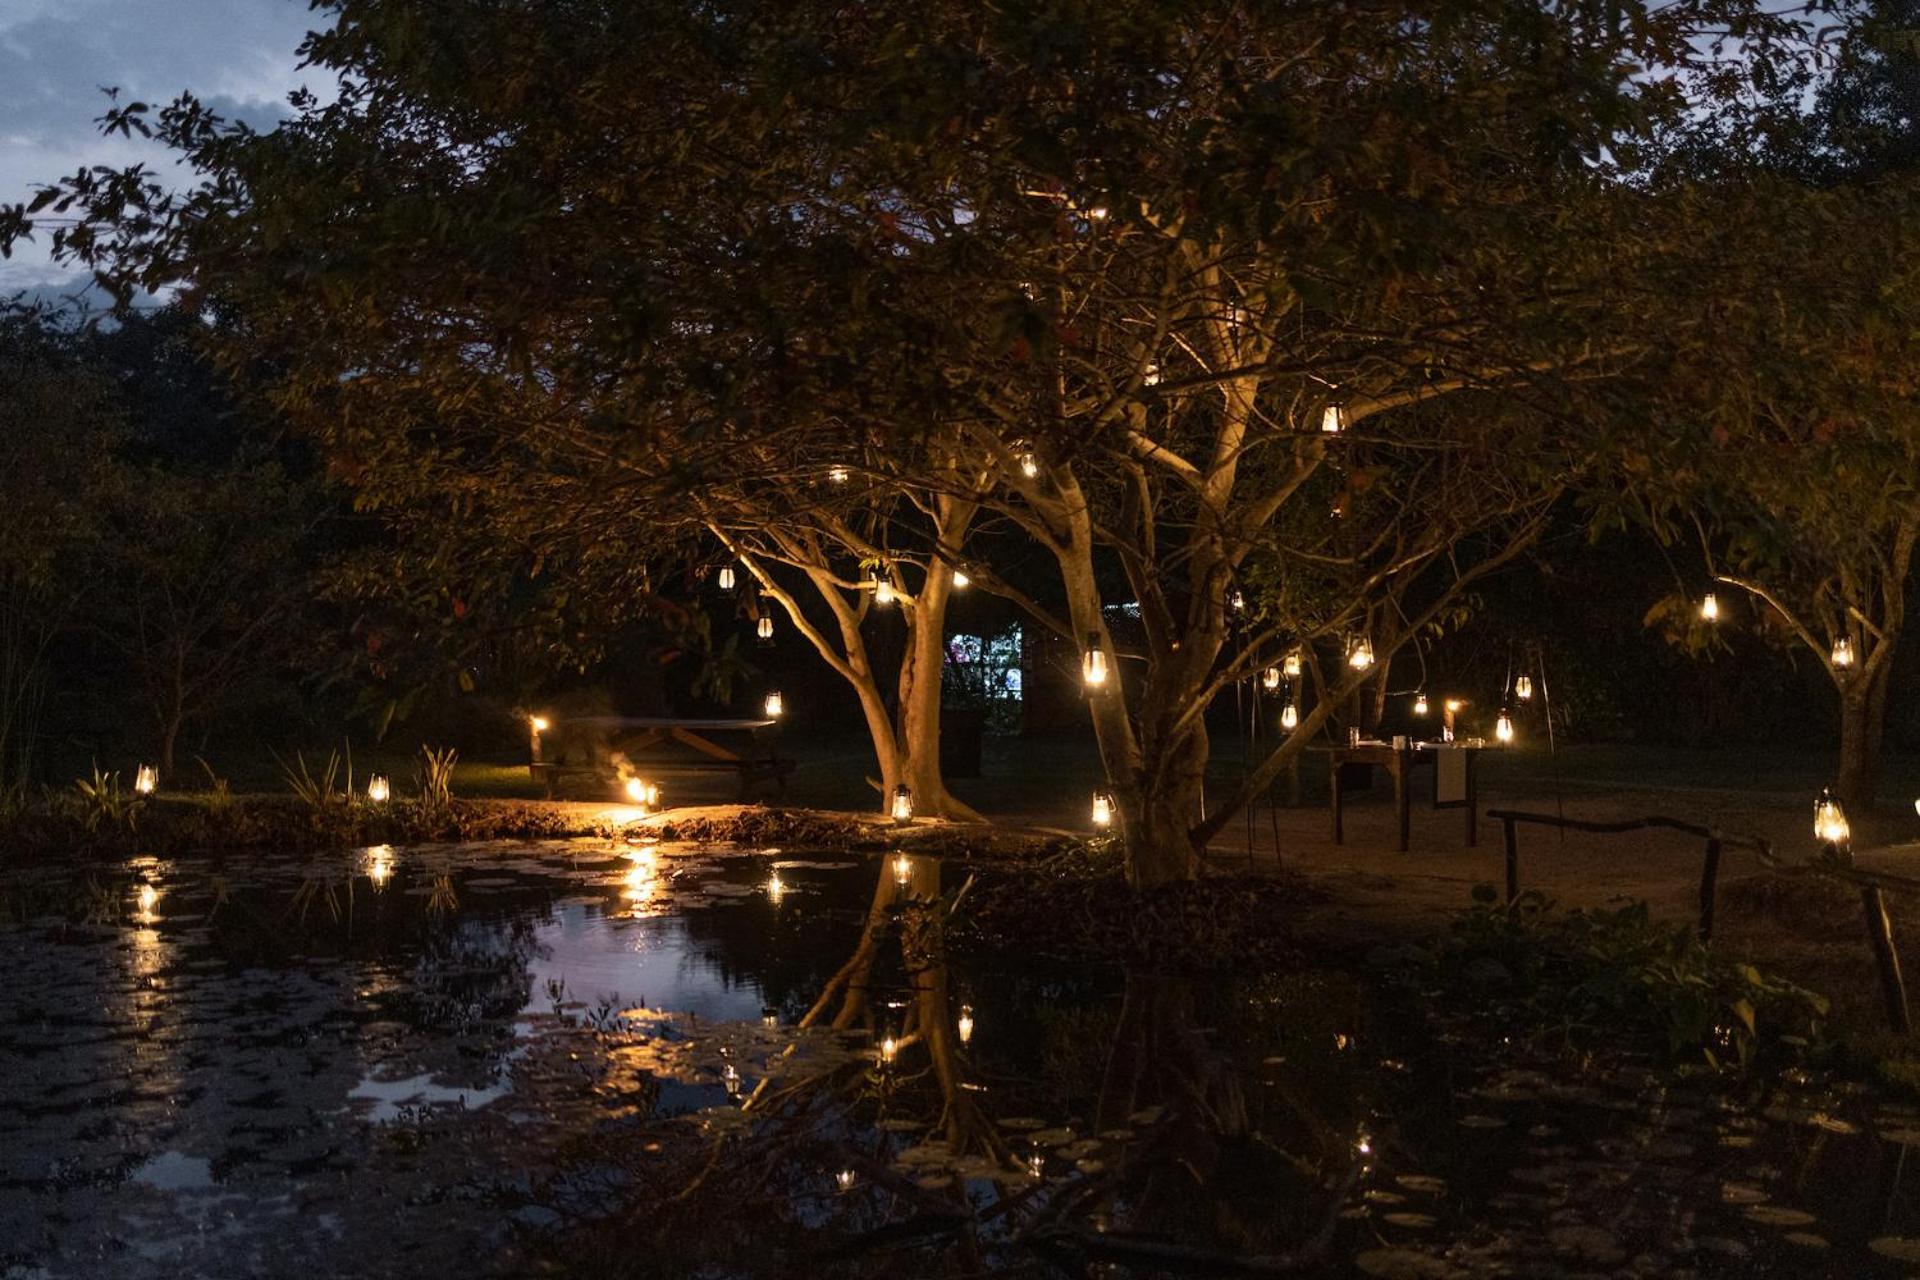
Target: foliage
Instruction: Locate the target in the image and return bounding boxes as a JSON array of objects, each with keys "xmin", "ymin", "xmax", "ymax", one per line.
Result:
[
  {"xmin": 277, "ymin": 746, "xmax": 353, "ymax": 819},
  {"xmin": 71, "ymin": 764, "xmax": 142, "ymax": 835},
  {"xmin": 1438, "ymin": 886, "xmax": 1828, "ymax": 1068},
  {"xmin": 414, "ymin": 745, "xmax": 457, "ymax": 823}
]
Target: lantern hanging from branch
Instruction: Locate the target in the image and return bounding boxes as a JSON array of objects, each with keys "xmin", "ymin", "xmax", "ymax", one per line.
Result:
[
  {"xmin": 828, "ymin": 464, "xmax": 849, "ymax": 484},
  {"xmin": 1082, "ymin": 632, "xmax": 1109, "ymax": 688},
  {"xmin": 757, "ymin": 615, "xmax": 775, "ymax": 640},
  {"xmin": 1229, "ymin": 589, "xmax": 1245, "ymax": 613},
  {"xmin": 1347, "ymin": 637, "xmax": 1374, "ymax": 670},
  {"xmin": 1814, "ymin": 788, "xmax": 1850, "ymax": 849},
  {"xmin": 874, "ymin": 576, "xmax": 895, "ymax": 606},
  {"xmin": 1700, "ymin": 592, "xmax": 1718, "ymax": 622},
  {"xmin": 1263, "ymin": 665, "xmax": 1281, "ymax": 691},
  {"xmin": 764, "ymin": 690, "xmax": 784, "ymax": 718},
  {"xmin": 957, "ymin": 1005, "xmax": 975, "ymax": 1045},
  {"xmin": 134, "ymin": 765, "xmax": 157, "ymax": 795},
  {"xmin": 1321, "ymin": 404, "xmax": 1347, "ymax": 435},
  {"xmin": 1495, "ymin": 709, "xmax": 1515, "ymax": 744},
  {"xmin": 367, "ymin": 775, "xmax": 390, "ymax": 804},
  {"xmin": 952, "ymin": 569, "xmax": 969, "ymax": 589},
  {"xmin": 1515, "ymin": 675, "xmax": 1533, "ymax": 702},
  {"xmin": 1019, "ymin": 450, "xmax": 1040, "ymax": 478},
  {"xmin": 1283, "ymin": 649, "xmax": 1303, "ymax": 678},
  {"xmin": 1091, "ymin": 790, "xmax": 1114, "ymax": 827},
  {"xmin": 1413, "ymin": 692, "xmax": 1429, "ymax": 717},
  {"xmin": 891, "ymin": 787, "xmax": 914, "ymax": 824},
  {"xmin": 718, "ymin": 564, "xmax": 735, "ymax": 591},
  {"xmin": 891, "ymin": 852, "xmax": 913, "ymax": 886},
  {"xmin": 1832, "ymin": 636, "xmax": 1855, "ymax": 669},
  {"xmin": 1281, "ymin": 700, "xmax": 1299, "ymax": 731}
]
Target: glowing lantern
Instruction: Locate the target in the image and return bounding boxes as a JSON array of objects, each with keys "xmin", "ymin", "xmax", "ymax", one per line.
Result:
[
  {"xmin": 1283, "ymin": 650, "xmax": 1303, "ymax": 678},
  {"xmin": 1833, "ymin": 636, "xmax": 1855, "ymax": 669},
  {"xmin": 957, "ymin": 1005, "xmax": 975, "ymax": 1044},
  {"xmin": 952, "ymin": 569, "xmax": 970, "ymax": 589},
  {"xmin": 874, "ymin": 576, "xmax": 895, "ymax": 606},
  {"xmin": 134, "ymin": 765, "xmax": 157, "ymax": 795},
  {"xmin": 892, "ymin": 786, "xmax": 913, "ymax": 823},
  {"xmin": 1814, "ymin": 789, "xmax": 1850, "ymax": 847},
  {"xmin": 1263, "ymin": 665, "xmax": 1281, "ymax": 691},
  {"xmin": 530, "ymin": 715, "xmax": 550, "ymax": 734},
  {"xmin": 1019, "ymin": 451, "xmax": 1039, "ymax": 478},
  {"xmin": 1495, "ymin": 709, "xmax": 1515, "ymax": 744},
  {"xmin": 718, "ymin": 564, "xmax": 736, "ymax": 591},
  {"xmin": 762, "ymin": 1007, "xmax": 779, "ymax": 1027},
  {"xmin": 764, "ymin": 690, "xmax": 784, "ymax": 717},
  {"xmin": 835, "ymin": 1170, "xmax": 857, "ymax": 1193},
  {"xmin": 757, "ymin": 615, "xmax": 775, "ymax": 640},
  {"xmin": 367, "ymin": 774, "xmax": 390, "ymax": 803},
  {"xmin": 879, "ymin": 1034, "xmax": 899, "ymax": 1066},
  {"xmin": 1281, "ymin": 701, "xmax": 1299, "ymax": 731},
  {"xmin": 1082, "ymin": 632, "xmax": 1109, "ymax": 688},
  {"xmin": 625, "ymin": 778, "xmax": 660, "ymax": 809},
  {"xmin": 1087, "ymin": 204, "xmax": 1109, "ymax": 220},
  {"xmin": 1515, "ymin": 675, "xmax": 1533, "ymax": 702},
  {"xmin": 1413, "ymin": 692, "xmax": 1429, "ymax": 716},
  {"xmin": 723, "ymin": 1063, "xmax": 741, "ymax": 1097},
  {"xmin": 829, "ymin": 464, "xmax": 849, "ymax": 484},
  {"xmin": 1322, "ymin": 404, "xmax": 1347, "ymax": 435},
  {"xmin": 1091, "ymin": 790, "xmax": 1114, "ymax": 827},
  {"xmin": 1229, "ymin": 590, "xmax": 1246, "ymax": 613},
  {"xmin": 1347, "ymin": 637, "xmax": 1374, "ymax": 670},
  {"xmin": 1142, "ymin": 362, "xmax": 1160, "ymax": 386},
  {"xmin": 1700, "ymin": 593, "xmax": 1719, "ymax": 622}
]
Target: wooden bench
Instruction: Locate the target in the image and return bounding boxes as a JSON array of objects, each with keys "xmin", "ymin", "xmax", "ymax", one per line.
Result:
[{"xmin": 528, "ymin": 716, "xmax": 795, "ymax": 802}]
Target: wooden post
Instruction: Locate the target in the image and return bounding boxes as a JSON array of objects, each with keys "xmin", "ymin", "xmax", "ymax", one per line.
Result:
[
  {"xmin": 1862, "ymin": 883, "xmax": 1911, "ymax": 1035},
  {"xmin": 1503, "ymin": 817, "xmax": 1519, "ymax": 907},
  {"xmin": 1698, "ymin": 836, "xmax": 1722, "ymax": 943}
]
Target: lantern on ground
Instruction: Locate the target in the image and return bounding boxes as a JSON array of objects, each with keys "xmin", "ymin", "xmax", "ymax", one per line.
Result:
[
  {"xmin": 1495, "ymin": 709, "xmax": 1515, "ymax": 744},
  {"xmin": 1814, "ymin": 788, "xmax": 1850, "ymax": 849},
  {"xmin": 1833, "ymin": 636, "xmax": 1855, "ymax": 669},
  {"xmin": 625, "ymin": 777, "xmax": 660, "ymax": 809},
  {"xmin": 1515, "ymin": 675, "xmax": 1533, "ymax": 702},
  {"xmin": 1322, "ymin": 404, "xmax": 1347, "ymax": 435},
  {"xmin": 1263, "ymin": 665, "xmax": 1281, "ymax": 691},
  {"xmin": 367, "ymin": 775, "xmax": 390, "ymax": 804},
  {"xmin": 1283, "ymin": 649, "xmax": 1303, "ymax": 678},
  {"xmin": 1091, "ymin": 790, "xmax": 1114, "ymax": 827},
  {"xmin": 765, "ymin": 690, "xmax": 784, "ymax": 718},
  {"xmin": 757, "ymin": 615, "xmax": 775, "ymax": 640},
  {"xmin": 957, "ymin": 1005, "xmax": 975, "ymax": 1045},
  {"xmin": 718, "ymin": 564, "xmax": 736, "ymax": 591},
  {"xmin": 1082, "ymin": 632, "xmax": 1109, "ymax": 688},
  {"xmin": 891, "ymin": 787, "xmax": 914, "ymax": 824},
  {"xmin": 1281, "ymin": 700, "xmax": 1299, "ymax": 731},
  {"xmin": 134, "ymin": 765, "xmax": 157, "ymax": 795},
  {"xmin": 1347, "ymin": 637, "xmax": 1374, "ymax": 670},
  {"xmin": 1700, "ymin": 593, "xmax": 1719, "ymax": 622},
  {"xmin": 1413, "ymin": 692, "xmax": 1429, "ymax": 717}
]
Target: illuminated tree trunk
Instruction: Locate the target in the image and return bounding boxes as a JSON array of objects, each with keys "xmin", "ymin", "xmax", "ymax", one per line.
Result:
[{"xmin": 1837, "ymin": 664, "xmax": 1891, "ymax": 807}]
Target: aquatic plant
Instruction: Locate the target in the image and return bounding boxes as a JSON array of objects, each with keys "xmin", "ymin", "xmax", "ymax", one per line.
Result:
[
  {"xmin": 415, "ymin": 745, "xmax": 457, "ymax": 823},
  {"xmin": 72, "ymin": 764, "xmax": 143, "ymax": 834},
  {"xmin": 277, "ymin": 745, "xmax": 353, "ymax": 817}
]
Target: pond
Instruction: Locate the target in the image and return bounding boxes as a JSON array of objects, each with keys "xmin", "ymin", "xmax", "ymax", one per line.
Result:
[{"xmin": 4, "ymin": 838, "xmax": 1920, "ymax": 1278}]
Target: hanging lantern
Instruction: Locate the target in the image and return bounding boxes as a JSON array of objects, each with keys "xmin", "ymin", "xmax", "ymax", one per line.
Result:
[
  {"xmin": 1413, "ymin": 692, "xmax": 1429, "ymax": 717},
  {"xmin": 957, "ymin": 1004, "xmax": 975, "ymax": 1045},
  {"xmin": 1814, "ymin": 789, "xmax": 1850, "ymax": 847},
  {"xmin": 1229, "ymin": 589, "xmax": 1246, "ymax": 613},
  {"xmin": 1495, "ymin": 708, "xmax": 1515, "ymax": 744},
  {"xmin": 1833, "ymin": 636, "xmax": 1855, "ymax": 669},
  {"xmin": 835, "ymin": 1170, "xmax": 857, "ymax": 1193},
  {"xmin": 952, "ymin": 569, "xmax": 970, "ymax": 589},
  {"xmin": 1091, "ymin": 790, "xmax": 1114, "ymax": 827},
  {"xmin": 1082, "ymin": 631, "xmax": 1109, "ymax": 688},
  {"xmin": 757, "ymin": 615, "xmax": 775, "ymax": 640},
  {"xmin": 892, "ymin": 851, "xmax": 913, "ymax": 883},
  {"xmin": 1321, "ymin": 404, "xmax": 1347, "ymax": 435},
  {"xmin": 367, "ymin": 774, "xmax": 390, "ymax": 804},
  {"xmin": 891, "ymin": 786, "xmax": 914, "ymax": 823},
  {"xmin": 1019, "ymin": 451, "xmax": 1040, "ymax": 478},
  {"xmin": 1515, "ymin": 675, "xmax": 1534, "ymax": 702},
  {"xmin": 828, "ymin": 464, "xmax": 850, "ymax": 484},
  {"xmin": 1283, "ymin": 649, "xmax": 1303, "ymax": 678},
  {"xmin": 764, "ymin": 690, "xmax": 784, "ymax": 718},
  {"xmin": 530, "ymin": 715, "xmax": 550, "ymax": 734},
  {"xmin": 1263, "ymin": 665, "xmax": 1281, "ymax": 691},
  {"xmin": 879, "ymin": 1034, "xmax": 899, "ymax": 1066},
  {"xmin": 1347, "ymin": 637, "xmax": 1374, "ymax": 670},
  {"xmin": 874, "ymin": 576, "xmax": 895, "ymax": 606},
  {"xmin": 1281, "ymin": 701, "xmax": 1299, "ymax": 731},
  {"xmin": 1142, "ymin": 362, "xmax": 1161, "ymax": 386},
  {"xmin": 1700, "ymin": 592, "xmax": 1719, "ymax": 622},
  {"xmin": 718, "ymin": 564, "xmax": 736, "ymax": 591}
]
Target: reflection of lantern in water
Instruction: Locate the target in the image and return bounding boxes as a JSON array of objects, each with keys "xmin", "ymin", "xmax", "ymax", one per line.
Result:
[
  {"xmin": 1515, "ymin": 675, "xmax": 1533, "ymax": 702},
  {"xmin": 892, "ymin": 852, "xmax": 913, "ymax": 885},
  {"xmin": 367, "ymin": 774, "xmax": 390, "ymax": 803},
  {"xmin": 1495, "ymin": 709, "xmax": 1515, "ymax": 744},
  {"xmin": 1082, "ymin": 632, "xmax": 1109, "ymax": 688},
  {"xmin": 1091, "ymin": 790, "xmax": 1113, "ymax": 827},
  {"xmin": 367, "ymin": 845, "xmax": 394, "ymax": 887},
  {"xmin": 891, "ymin": 786, "xmax": 913, "ymax": 823},
  {"xmin": 1833, "ymin": 636, "xmax": 1855, "ymax": 669},
  {"xmin": 1027, "ymin": 1151, "xmax": 1045, "ymax": 1179},
  {"xmin": 136, "ymin": 882, "xmax": 160, "ymax": 921},
  {"xmin": 764, "ymin": 689, "xmax": 784, "ymax": 718},
  {"xmin": 1413, "ymin": 692, "xmax": 1429, "ymax": 716},
  {"xmin": 1281, "ymin": 700, "xmax": 1299, "ymax": 731},
  {"xmin": 718, "ymin": 564, "xmax": 736, "ymax": 591},
  {"xmin": 835, "ymin": 1170, "xmax": 857, "ymax": 1193},
  {"xmin": 957, "ymin": 1004, "xmax": 975, "ymax": 1045},
  {"xmin": 623, "ymin": 861, "xmax": 657, "ymax": 913},
  {"xmin": 1815, "ymin": 789, "xmax": 1850, "ymax": 847},
  {"xmin": 134, "ymin": 765, "xmax": 157, "ymax": 795},
  {"xmin": 1347, "ymin": 637, "xmax": 1374, "ymax": 670},
  {"xmin": 767, "ymin": 871, "xmax": 785, "ymax": 903}
]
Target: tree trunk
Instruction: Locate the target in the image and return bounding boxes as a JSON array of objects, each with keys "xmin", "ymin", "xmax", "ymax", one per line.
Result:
[
  {"xmin": 1838, "ymin": 667, "xmax": 1890, "ymax": 807},
  {"xmin": 895, "ymin": 552, "xmax": 981, "ymax": 821},
  {"xmin": 1120, "ymin": 727, "xmax": 1208, "ymax": 889}
]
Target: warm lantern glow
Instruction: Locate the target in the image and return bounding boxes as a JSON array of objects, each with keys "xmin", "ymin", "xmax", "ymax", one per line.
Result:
[
  {"xmin": 757, "ymin": 615, "xmax": 774, "ymax": 640},
  {"xmin": 767, "ymin": 871, "xmax": 785, "ymax": 903},
  {"xmin": 1495, "ymin": 709, "xmax": 1515, "ymax": 743},
  {"xmin": 765, "ymin": 690, "xmax": 784, "ymax": 718},
  {"xmin": 1322, "ymin": 404, "xmax": 1347, "ymax": 435},
  {"xmin": 1281, "ymin": 701, "xmax": 1299, "ymax": 730},
  {"xmin": 1515, "ymin": 675, "xmax": 1533, "ymax": 702},
  {"xmin": 952, "ymin": 569, "xmax": 970, "ymax": 589},
  {"xmin": 835, "ymin": 1170, "xmax": 857, "ymax": 1193},
  {"xmin": 879, "ymin": 1034, "xmax": 899, "ymax": 1065},
  {"xmin": 874, "ymin": 577, "xmax": 895, "ymax": 606},
  {"xmin": 134, "ymin": 765, "xmax": 157, "ymax": 795},
  {"xmin": 1283, "ymin": 650, "xmax": 1303, "ymax": 678},
  {"xmin": 718, "ymin": 565, "xmax": 736, "ymax": 591},
  {"xmin": 1815, "ymin": 789, "xmax": 1850, "ymax": 846},
  {"xmin": 1091, "ymin": 790, "xmax": 1113, "ymax": 827},
  {"xmin": 136, "ymin": 882, "xmax": 160, "ymax": 916},
  {"xmin": 957, "ymin": 1005, "xmax": 975, "ymax": 1044},
  {"xmin": 1229, "ymin": 590, "xmax": 1246, "ymax": 613},
  {"xmin": 1263, "ymin": 665, "xmax": 1281, "ymax": 691},
  {"xmin": 530, "ymin": 715, "xmax": 550, "ymax": 733},
  {"xmin": 366, "ymin": 774, "xmax": 390, "ymax": 803},
  {"xmin": 1833, "ymin": 636, "xmax": 1855, "ymax": 669},
  {"xmin": 1082, "ymin": 632, "xmax": 1109, "ymax": 688},
  {"xmin": 892, "ymin": 851, "xmax": 913, "ymax": 883},
  {"xmin": 1142, "ymin": 362, "xmax": 1160, "ymax": 386},
  {"xmin": 1347, "ymin": 637, "xmax": 1374, "ymax": 670},
  {"xmin": 891, "ymin": 787, "xmax": 913, "ymax": 823},
  {"xmin": 1413, "ymin": 692, "xmax": 1429, "ymax": 716},
  {"xmin": 624, "ymin": 778, "xmax": 660, "ymax": 809},
  {"xmin": 1700, "ymin": 592, "xmax": 1718, "ymax": 622},
  {"xmin": 1019, "ymin": 452, "xmax": 1039, "ymax": 478},
  {"xmin": 366, "ymin": 845, "xmax": 394, "ymax": 888},
  {"xmin": 829, "ymin": 464, "xmax": 849, "ymax": 484}
]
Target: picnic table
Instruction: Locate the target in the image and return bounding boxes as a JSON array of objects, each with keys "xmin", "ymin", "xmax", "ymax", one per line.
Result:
[
  {"xmin": 529, "ymin": 716, "xmax": 795, "ymax": 801},
  {"xmin": 1318, "ymin": 740, "xmax": 1483, "ymax": 852}
]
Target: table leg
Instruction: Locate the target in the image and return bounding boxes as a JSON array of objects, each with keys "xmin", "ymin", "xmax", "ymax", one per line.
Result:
[{"xmin": 1395, "ymin": 756, "xmax": 1410, "ymax": 853}]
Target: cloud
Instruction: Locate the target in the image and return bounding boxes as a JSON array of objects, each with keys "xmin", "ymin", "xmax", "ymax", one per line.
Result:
[{"xmin": 0, "ymin": 0, "xmax": 320, "ymax": 279}]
